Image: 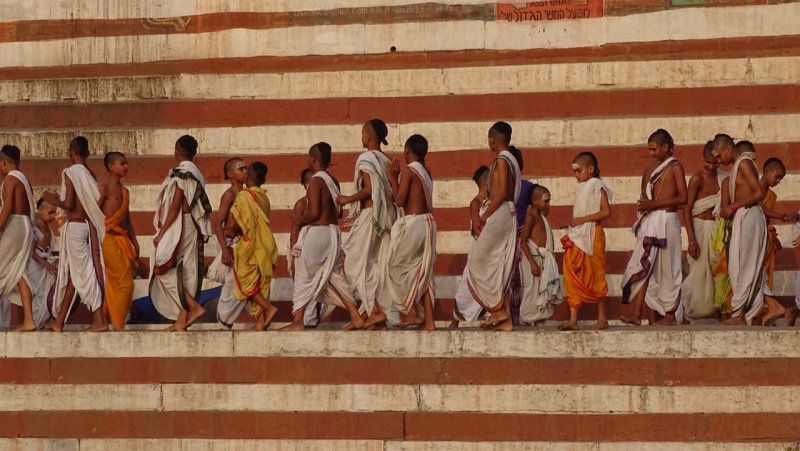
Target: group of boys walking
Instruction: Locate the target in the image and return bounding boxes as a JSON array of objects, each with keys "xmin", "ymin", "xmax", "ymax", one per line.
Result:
[{"xmin": 0, "ymin": 121, "xmax": 796, "ymax": 332}]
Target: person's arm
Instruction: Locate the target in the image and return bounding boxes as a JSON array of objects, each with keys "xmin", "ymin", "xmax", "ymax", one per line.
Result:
[
  {"xmin": 571, "ymin": 188, "xmax": 611, "ymax": 226},
  {"xmin": 42, "ymin": 176, "xmax": 76, "ymax": 211},
  {"xmin": 389, "ymin": 165, "xmax": 412, "ymax": 209},
  {"xmin": 0, "ymin": 178, "xmax": 17, "ymax": 231},
  {"xmin": 337, "ymin": 171, "xmax": 371, "ymax": 205},
  {"xmin": 479, "ymin": 159, "xmax": 510, "ymax": 224},
  {"xmin": 638, "ymin": 164, "xmax": 688, "ymax": 211},
  {"xmin": 153, "ymin": 186, "xmax": 184, "ymax": 246},
  {"xmin": 469, "ymin": 197, "xmax": 481, "ymax": 239},
  {"xmin": 289, "ymin": 199, "xmax": 305, "ymax": 248},
  {"xmin": 719, "ymin": 177, "xmax": 731, "ymax": 219},
  {"xmin": 295, "ymin": 179, "xmax": 322, "ymax": 226},
  {"xmin": 214, "ymin": 191, "xmax": 236, "ymax": 266},
  {"xmin": 519, "ymin": 213, "xmax": 541, "ymax": 276},
  {"xmin": 683, "ymin": 175, "xmax": 701, "ymax": 259},
  {"xmin": 722, "ymin": 161, "xmax": 764, "ymax": 218}
]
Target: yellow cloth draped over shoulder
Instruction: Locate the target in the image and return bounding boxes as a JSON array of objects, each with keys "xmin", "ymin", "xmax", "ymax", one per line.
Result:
[
  {"xmin": 102, "ymin": 186, "xmax": 137, "ymax": 330},
  {"xmin": 231, "ymin": 186, "xmax": 278, "ymax": 317}
]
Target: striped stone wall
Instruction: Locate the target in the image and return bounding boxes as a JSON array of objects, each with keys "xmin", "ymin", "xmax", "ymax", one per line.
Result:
[{"xmin": 0, "ymin": 1, "xmax": 798, "ymax": 322}]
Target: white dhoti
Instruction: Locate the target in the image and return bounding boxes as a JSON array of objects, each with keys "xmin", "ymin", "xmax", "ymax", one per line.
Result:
[
  {"xmin": 681, "ymin": 217, "xmax": 719, "ymax": 320},
  {"xmin": 728, "ymin": 206, "xmax": 767, "ymax": 321},
  {"xmin": 621, "ymin": 211, "xmax": 682, "ymax": 315},
  {"xmin": 466, "ymin": 202, "xmax": 518, "ymax": 310},
  {"xmin": 292, "ymin": 225, "xmax": 356, "ymax": 314},
  {"xmin": 343, "ymin": 206, "xmax": 386, "ymax": 313},
  {"xmin": 150, "ymin": 214, "xmax": 203, "ymax": 321},
  {"xmin": 50, "ymin": 221, "xmax": 105, "ymax": 317},
  {"xmin": 9, "ymin": 247, "xmax": 56, "ymax": 329},
  {"xmin": 207, "ymin": 247, "xmax": 243, "ymax": 329},
  {"xmin": 0, "ymin": 215, "xmax": 34, "ymax": 328},
  {"xmin": 453, "ymin": 238, "xmax": 483, "ymax": 322},
  {"xmin": 381, "ymin": 213, "xmax": 436, "ymax": 315},
  {"xmin": 519, "ymin": 229, "xmax": 563, "ymax": 324}
]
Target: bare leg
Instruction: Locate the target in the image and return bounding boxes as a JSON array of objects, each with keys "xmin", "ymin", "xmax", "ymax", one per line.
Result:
[
  {"xmin": 421, "ymin": 291, "xmax": 435, "ymax": 332},
  {"xmin": 481, "ymin": 295, "xmax": 510, "ymax": 329},
  {"xmin": 85, "ymin": 308, "xmax": 109, "ymax": 332},
  {"xmin": 183, "ymin": 289, "xmax": 206, "ymax": 328},
  {"xmin": 785, "ymin": 305, "xmax": 798, "ymax": 327},
  {"xmin": 45, "ymin": 279, "xmax": 76, "ymax": 333},
  {"xmin": 559, "ymin": 308, "xmax": 581, "ymax": 331},
  {"xmin": 15, "ymin": 279, "xmax": 36, "ymax": 332},
  {"xmin": 620, "ymin": 281, "xmax": 647, "ymax": 326},
  {"xmin": 171, "ymin": 309, "xmax": 188, "ymax": 331},
  {"xmin": 249, "ymin": 293, "xmax": 278, "ymax": 331},
  {"xmin": 722, "ymin": 314, "xmax": 747, "ymax": 326},
  {"xmin": 761, "ymin": 295, "xmax": 786, "ymax": 326},
  {"xmin": 279, "ymin": 307, "xmax": 308, "ymax": 331},
  {"xmin": 361, "ymin": 303, "xmax": 387, "ymax": 329},
  {"xmin": 342, "ymin": 301, "xmax": 366, "ymax": 330},
  {"xmin": 590, "ymin": 300, "xmax": 609, "ymax": 330}
]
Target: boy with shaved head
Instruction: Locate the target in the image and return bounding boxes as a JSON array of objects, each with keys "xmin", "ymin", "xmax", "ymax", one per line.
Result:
[
  {"xmin": 621, "ymin": 129, "xmax": 688, "ymax": 327},
  {"xmin": 465, "ymin": 121, "xmax": 522, "ymax": 331},
  {"xmin": 149, "ymin": 135, "xmax": 212, "ymax": 331},
  {"xmin": 715, "ymin": 134, "xmax": 767, "ymax": 325},
  {"xmin": 337, "ymin": 118, "xmax": 396, "ymax": 328}
]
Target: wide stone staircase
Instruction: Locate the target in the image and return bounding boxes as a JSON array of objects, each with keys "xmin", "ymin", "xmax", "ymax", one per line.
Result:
[{"xmin": 0, "ymin": 329, "xmax": 798, "ymax": 449}]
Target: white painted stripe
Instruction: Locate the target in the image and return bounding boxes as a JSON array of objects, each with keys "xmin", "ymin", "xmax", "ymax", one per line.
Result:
[
  {"xmin": 5, "ymin": 329, "xmax": 800, "ymax": 358},
  {"xmin": 0, "ymin": 384, "xmax": 162, "ymax": 411},
  {"xmin": 3, "ymin": 56, "xmax": 797, "ymax": 103},
  {"xmin": 0, "ymin": 0, "xmax": 491, "ymax": 21},
  {"xmin": 5, "ymin": 113, "xmax": 800, "ymax": 156},
  {"xmin": 1, "ymin": 4, "xmax": 798, "ymax": 68}
]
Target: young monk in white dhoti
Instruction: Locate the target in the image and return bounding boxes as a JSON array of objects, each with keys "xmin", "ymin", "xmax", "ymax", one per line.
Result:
[
  {"xmin": 621, "ymin": 129, "xmax": 687, "ymax": 327},
  {"xmin": 714, "ymin": 134, "xmax": 767, "ymax": 325},
  {"xmin": 466, "ymin": 121, "xmax": 521, "ymax": 331},
  {"xmin": 207, "ymin": 158, "xmax": 247, "ymax": 329},
  {"xmin": 560, "ymin": 152, "xmax": 613, "ymax": 331},
  {"xmin": 149, "ymin": 135, "xmax": 212, "ymax": 331},
  {"xmin": 231, "ymin": 162, "xmax": 279, "ymax": 331},
  {"xmin": 337, "ymin": 119, "xmax": 396, "ymax": 328},
  {"xmin": 754, "ymin": 156, "xmax": 797, "ymax": 325},
  {"xmin": 282, "ymin": 142, "xmax": 365, "ymax": 331},
  {"xmin": 0, "ymin": 145, "xmax": 37, "ymax": 331},
  {"xmin": 98, "ymin": 152, "xmax": 140, "ymax": 331},
  {"xmin": 383, "ymin": 134, "xmax": 437, "ymax": 331},
  {"xmin": 288, "ymin": 169, "xmax": 323, "ymax": 328},
  {"xmin": 43, "ymin": 137, "xmax": 108, "ymax": 332},
  {"xmin": 450, "ymin": 165, "xmax": 489, "ymax": 328},
  {"xmin": 519, "ymin": 185, "xmax": 563, "ymax": 326},
  {"xmin": 788, "ymin": 223, "xmax": 800, "ymax": 326},
  {"xmin": 680, "ymin": 141, "xmax": 723, "ymax": 322}
]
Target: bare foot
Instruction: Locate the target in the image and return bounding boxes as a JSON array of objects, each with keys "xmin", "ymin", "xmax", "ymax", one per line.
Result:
[
  {"xmin": 279, "ymin": 323, "xmax": 307, "ymax": 331},
  {"xmin": 654, "ymin": 314, "xmax": 677, "ymax": 326},
  {"xmin": 481, "ymin": 310, "xmax": 510, "ymax": 329},
  {"xmin": 85, "ymin": 323, "xmax": 109, "ymax": 332},
  {"xmin": 421, "ymin": 322, "xmax": 436, "ymax": 332},
  {"xmin": 487, "ymin": 318, "xmax": 513, "ymax": 331},
  {"xmin": 185, "ymin": 306, "xmax": 206, "ymax": 328},
  {"xmin": 558, "ymin": 321, "xmax": 580, "ymax": 331},
  {"xmin": 589, "ymin": 321, "xmax": 609, "ymax": 331},
  {"xmin": 15, "ymin": 322, "xmax": 37, "ymax": 332},
  {"xmin": 762, "ymin": 307, "xmax": 786, "ymax": 327},
  {"xmin": 44, "ymin": 321, "xmax": 63, "ymax": 333},
  {"xmin": 786, "ymin": 306, "xmax": 798, "ymax": 327},
  {"xmin": 721, "ymin": 315, "xmax": 747, "ymax": 326},
  {"xmin": 361, "ymin": 311, "xmax": 387, "ymax": 330},
  {"xmin": 620, "ymin": 316, "xmax": 642, "ymax": 326},
  {"xmin": 261, "ymin": 305, "xmax": 278, "ymax": 330},
  {"xmin": 163, "ymin": 324, "xmax": 177, "ymax": 331},
  {"xmin": 342, "ymin": 321, "xmax": 363, "ymax": 331}
]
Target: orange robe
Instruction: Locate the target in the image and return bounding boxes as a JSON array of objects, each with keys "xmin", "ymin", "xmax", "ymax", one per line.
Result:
[
  {"xmin": 562, "ymin": 225, "xmax": 608, "ymax": 309},
  {"xmin": 102, "ymin": 187, "xmax": 137, "ymax": 330}
]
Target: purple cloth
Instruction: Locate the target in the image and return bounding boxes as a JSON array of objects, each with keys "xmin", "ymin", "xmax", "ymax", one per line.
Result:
[{"xmin": 516, "ymin": 180, "xmax": 533, "ymax": 226}]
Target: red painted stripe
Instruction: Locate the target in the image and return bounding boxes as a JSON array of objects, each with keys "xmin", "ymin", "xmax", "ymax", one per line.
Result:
[
  {"xmin": 21, "ymin": 143, "xmax": 800, "ymax": 185},
  {"xmin": 126, "ymin": 200, "xmax": 800, "ymax": 235},
  {"xmin": 1, "ymin": 357, "xmax": 798, "ymax": 386},
  {"xmin": 0, "ymin": 5, "xmax": 494, "ymax": 44},
  {"xmin": 2, "ymin": 35, "xmax": 799, "ymax": 80},
  {"xmin": 2, "ymin": 85, "xmax": 797, "ymax": 129},
  {"xmin": 405, "ymin": 412, "xmax": 800, "ymax": 441}
]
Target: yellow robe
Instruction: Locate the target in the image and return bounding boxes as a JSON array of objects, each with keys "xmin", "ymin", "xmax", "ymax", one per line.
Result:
[
  {"xmin": 562, "ymin": 225, "xmax": 608, "ymax": 309},
  {"xmin": 102, "ymin": 186, "xmax": 137, "ymax": 330},
  {"xmin": 231, "ymin": 187, "xmax": 278, "ymax": 317}
]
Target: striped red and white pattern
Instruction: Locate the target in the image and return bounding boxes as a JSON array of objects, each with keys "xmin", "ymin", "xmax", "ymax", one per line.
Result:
[{"xmin": 1, "ymin": 0, "xmax": 799, "ymax": 325}]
